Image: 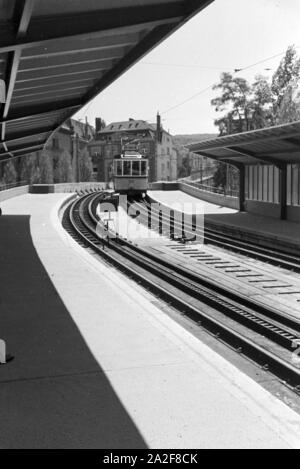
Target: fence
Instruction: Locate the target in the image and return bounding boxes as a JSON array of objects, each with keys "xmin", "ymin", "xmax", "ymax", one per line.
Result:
[
  {"xmin": 178, "ymin": 179, "xmax": 239, "ymax": 198},
  {"xmin": 178, "ymin": 181, "xmax": 239, "ymax": 210}
]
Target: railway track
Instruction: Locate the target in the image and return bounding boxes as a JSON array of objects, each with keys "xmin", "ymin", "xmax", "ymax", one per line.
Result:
[
  {"xmin": 62, "ymin": 192, "xmax": 300, "ymax": 393},
  {"xmin": 132, "ymin": 196, "xmax": 300, "ymax": 274}
]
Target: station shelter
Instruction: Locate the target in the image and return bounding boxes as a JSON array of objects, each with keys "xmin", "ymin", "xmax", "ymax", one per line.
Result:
[{"xmin": 188, "ymin": 121, "xmax": 300, "ymax": 222}]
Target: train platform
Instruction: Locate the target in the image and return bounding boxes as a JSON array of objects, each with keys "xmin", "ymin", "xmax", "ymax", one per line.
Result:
[
  {"xmin": 1, "ymin": 193, "xmax": 300, "ymax": 448},
  {"xmin": 149, "ymin": 190, "xmax": 300, "ymax": 252}
]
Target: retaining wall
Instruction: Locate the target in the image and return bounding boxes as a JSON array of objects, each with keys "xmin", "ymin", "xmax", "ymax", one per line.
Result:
[
  {"xmin": 29, "ymin": 182, "xmax": 108, "ymax": 193},
  {"xmin": 0, "ymin": 185, "xmax": 29, "ymax": 202}
]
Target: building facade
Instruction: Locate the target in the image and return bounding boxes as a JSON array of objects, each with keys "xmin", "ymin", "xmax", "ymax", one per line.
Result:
[
  {"xmin": 88, "ymin": 115, "xmax": 177, "ymax": 183},
  {"xmin": 47, "ymin": 118, "xmax": 95, "ymax": 181}
]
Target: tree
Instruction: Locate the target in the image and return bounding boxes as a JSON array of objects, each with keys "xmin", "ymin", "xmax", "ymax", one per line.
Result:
[
  {"xmin": 276, "ymin": 82, "xmax": 300, "ymax": 124},
  {"xmin": 53, "ymin": 149, "xmax": 74, "ymax": 183},
  {"xmin": 3, "ymin": 160, "xmax": 17, "ymax": 185},
  {"xmin": 211, "ymin": 72, "xmax": 252, "ymax": 135},
  {"xmin": 78, "ymin": 148, "xmax": 93, "ymax": 181},
  {"xmin": 177, "ymin": 155, "xmax": 192, "ymax": 178},
  {"xmin": 38, "ymin": 150, "xmax": 54, "ymax": 184},
  {"xmin": 271, "ymin": 45, "xmax": 300, "ymax": 119},
  {"xmin": 213, "ymin": 162, "xmax": 226, "ymax": 189},
  {"xmin": 249, "ymin": 75, "xmax": 274, "ymax": 129},
  {"xmin": 20, "ymin": 153, "xmax": 40, "ymax": 183}
]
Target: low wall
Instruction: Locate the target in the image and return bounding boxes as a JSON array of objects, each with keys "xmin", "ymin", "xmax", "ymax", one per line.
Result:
[
  {"xmin": 286, "ymin": 205, "xmax": 300, "ymax": 223},
  {"xmin": 149, "ymin": 182, "xmax": 179, "ymax": 191},
  {"xmin": 149, "ymin": 181, "xmax": 239, "ymax": 209},
  {"xmin": 245, "ymin": 199, "xmax": 300, "ymax": 222},
  {"xmin": 0, "ymin": 185, "xmax": 29, "ymax": 202},
  {"xmin": 245, "ymin": 200, "xmax": 281, "ymax": 219},
  {"xmin": 178, "ymin": 182, "xmax": 239, "ymax": 210},
  {"xmin": 29, "ymin": 182, "xmax": 107, "ymax": 193}
]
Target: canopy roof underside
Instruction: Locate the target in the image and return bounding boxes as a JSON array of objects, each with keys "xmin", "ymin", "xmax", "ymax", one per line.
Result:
[
  {"xmin": 0, "ymin": 0, "xmax": 213, "ymax": 162},
  {"xmin": 188, "ymin": 121, "xmax": 300, "ymax": 167}
]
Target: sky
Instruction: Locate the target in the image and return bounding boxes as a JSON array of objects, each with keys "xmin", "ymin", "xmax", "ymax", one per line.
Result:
[{"xmin": 74, "ymin": 0, "xmax": 300, "ymax": 135}]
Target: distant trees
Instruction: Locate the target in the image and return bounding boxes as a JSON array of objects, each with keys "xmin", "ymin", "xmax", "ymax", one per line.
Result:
[
  {"xmin": 177, "ymin": 154, "xmax": 192, "ymax": 178},
  {"xmin": 212, "ymin": 45, "xmax": 300, "ymax": 135},
  {"xmin": 78, "ymin": 148, "xmax": 93, "ymax": 181},
  {"xmin": 3, "ymin": 160, "xmax": 17, "ymax": 185},
  {"xmin": 39, "ymin": 151, "xmax": 54, "ymax": 184},
  {"xmin": 271, "ymin": 45, "xmax": 300, "ymax": 120},
  {"xmin": 53, "ymin": 149, "xmax": 74, "ymax": 183},
  {"xmin": 211, "ymin": 45, "xmax": 300, "ymax": 190},
  {"xmin": 0, "ymin": 121, "xmax": 96, "ymax": 187},
  {"xmin": 211, "ymin": 73, "xmax": 252, "ymax": 135},
  {"xmin": 20, "ymin": 154, "xmax": 40, "ymax": 183}
]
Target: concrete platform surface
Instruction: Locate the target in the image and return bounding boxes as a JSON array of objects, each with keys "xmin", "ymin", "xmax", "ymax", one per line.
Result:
[
  {"xmin": 1, "ymin": 194, "xmax": 300, "ymax": 448},
  {"xmin": 149, "ymin": 190, "xmax": 300, "ymax": 247}
]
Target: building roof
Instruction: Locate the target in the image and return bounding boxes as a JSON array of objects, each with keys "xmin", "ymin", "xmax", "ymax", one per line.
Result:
[
  {"xmin": 188, "ymin": 120, "xmax": 300, "ymax": 166},
  {"xmin": 0, "ymin": 0, "xmax": 213, "ymax": 162},
  {"xmin": 99, "ymin": 120, "xmax": 156, "ymax": 134}
]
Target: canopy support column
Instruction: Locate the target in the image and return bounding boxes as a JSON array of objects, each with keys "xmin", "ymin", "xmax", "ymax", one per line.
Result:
[
  {"xmin": 239, "ymin": 164, "xmax": 245, "ymax": 212},
  {"xmin": 279, "ymin": 163, "xmax": 287, "ymax": 220}
]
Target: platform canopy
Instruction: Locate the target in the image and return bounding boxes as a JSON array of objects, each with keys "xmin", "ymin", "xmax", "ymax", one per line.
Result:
[
  {"xmin": 188, "ymin": 120, "xmax": 300, "ymax": 167},
  {"xmin": 0, "ymin": 0, "xmax": 213, "ymax": 162}
]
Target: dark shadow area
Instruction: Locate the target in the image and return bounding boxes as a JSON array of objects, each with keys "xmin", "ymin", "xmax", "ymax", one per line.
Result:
[{"xmin": 0, "ymin": 215, "xmax": 147, "ymax": 449}]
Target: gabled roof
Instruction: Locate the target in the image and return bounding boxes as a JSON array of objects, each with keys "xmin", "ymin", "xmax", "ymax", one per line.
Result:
[
  {"xmin": 99, "ymin": 120, "xmax": 156, "ymax": 134},
  {"xmin": 0, "ymin": 0, "xmax": 214, "ymax": 162},
  {"xmin": 188, "ymin": 120, "xmax": 300, "ymax": 166}
]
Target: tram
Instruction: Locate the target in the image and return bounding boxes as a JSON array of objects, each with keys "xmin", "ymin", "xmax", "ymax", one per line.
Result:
[{"xmin": 113, "ymin": 150, "xmax": 148, "ymax": 194}]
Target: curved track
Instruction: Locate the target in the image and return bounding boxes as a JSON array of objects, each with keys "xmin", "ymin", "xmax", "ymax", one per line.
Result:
[{"xmin": 62, "ymin": 192, "xmax": 300, "ymax": 393}]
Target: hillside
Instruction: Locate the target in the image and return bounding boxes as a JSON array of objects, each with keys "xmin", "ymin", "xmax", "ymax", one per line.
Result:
[{"xmin": 173, "ymin": 133, "xmax": 217, "ymax": 147}]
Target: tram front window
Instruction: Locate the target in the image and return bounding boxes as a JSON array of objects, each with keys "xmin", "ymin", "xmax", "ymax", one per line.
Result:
[
  {"xmin": 141, "ymin": 161, "xmax": 147, "ymax": 176},
  {"xmin": 123, "ymin": 161, "xmax": 131, "ymax": 176},
  {"xmin": 132, "ymin": 161, "xmax": 140, "ymax": 176},
  {"xmin": 116, "ymin": 160, "xmax": 122, "ymax": 176}
]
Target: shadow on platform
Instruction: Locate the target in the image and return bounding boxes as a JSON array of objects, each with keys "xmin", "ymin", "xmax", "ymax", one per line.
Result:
[{"xmin": 0, "ymin": 215, "xmax": 147, "ymax": 449}]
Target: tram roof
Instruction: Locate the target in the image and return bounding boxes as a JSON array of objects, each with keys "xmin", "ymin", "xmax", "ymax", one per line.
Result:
[
  {"xmin": 0, "ymin": 0, "xmax": 214, "ymax": 162},
  {"xmin": 188, "ymin": 120, "xmax": 300, "ymax": 166}
]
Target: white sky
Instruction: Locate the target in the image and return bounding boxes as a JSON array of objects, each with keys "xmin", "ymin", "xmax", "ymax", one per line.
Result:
[{"xmin": 74, "ymin": 0, "xmax": 300, "ymax": 135}]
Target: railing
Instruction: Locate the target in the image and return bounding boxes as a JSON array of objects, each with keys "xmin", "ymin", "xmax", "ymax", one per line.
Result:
[
  {"xmin": 180, "ymin": 180, "xmax": 239, "ymax": 198},
  {"xmin": 0, "ymin": 180, "xmax": 29, "ymax": 192}
]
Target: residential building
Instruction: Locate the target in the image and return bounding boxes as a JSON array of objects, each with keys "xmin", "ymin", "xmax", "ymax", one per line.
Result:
[{"xmin": 88, "ymin": 115, "xmax": 177, "ymax": 183}]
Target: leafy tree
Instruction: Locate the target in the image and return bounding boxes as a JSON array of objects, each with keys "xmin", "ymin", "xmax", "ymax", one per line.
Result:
[
  {"xmin": 3, "ymin": 160, "xmax": 18, "ymax": 184},
  {"xmin": 249, "ymin": 75, "xmax": 274, "ymax": 128},
  {"xmin": 78, "ymin": 148, "xmax": 93, "ymax": 181},
  {"xmin": 20, "ymin": 154, "xmax": 40, "ymax": 183},
  {"xmin": 177, "ymin": 155, "xmax": 192, "ymax": 178},
  {"xmin": 213, "ymin": 162, "xmax": 226, "ymax": 189},
  {"xmin": 38, "ymin": 150, "xmax": 54, "ymax": 184},
  {"xmin": 276, "ymin": 83, "xmax": 300, "ymax": 124},
  {"xmin": 53, "ymin": 149, "xmax": 74, "ymax": 183},
  {"xmin": 211, "ymin": 72, "xmax": 252, "ymax": 134},
  {"xmin": 210, "ymin": 46, "xmax": 300, "ymax": 194},
  {"xmin": 271, "ymin": 45, "xmax": 300, "ymax": 118}
]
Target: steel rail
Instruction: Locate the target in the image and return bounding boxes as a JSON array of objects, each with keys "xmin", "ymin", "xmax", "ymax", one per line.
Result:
[{"xmin": 62, "ymin": 193, "xmax": 300, "ymax": 391}]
